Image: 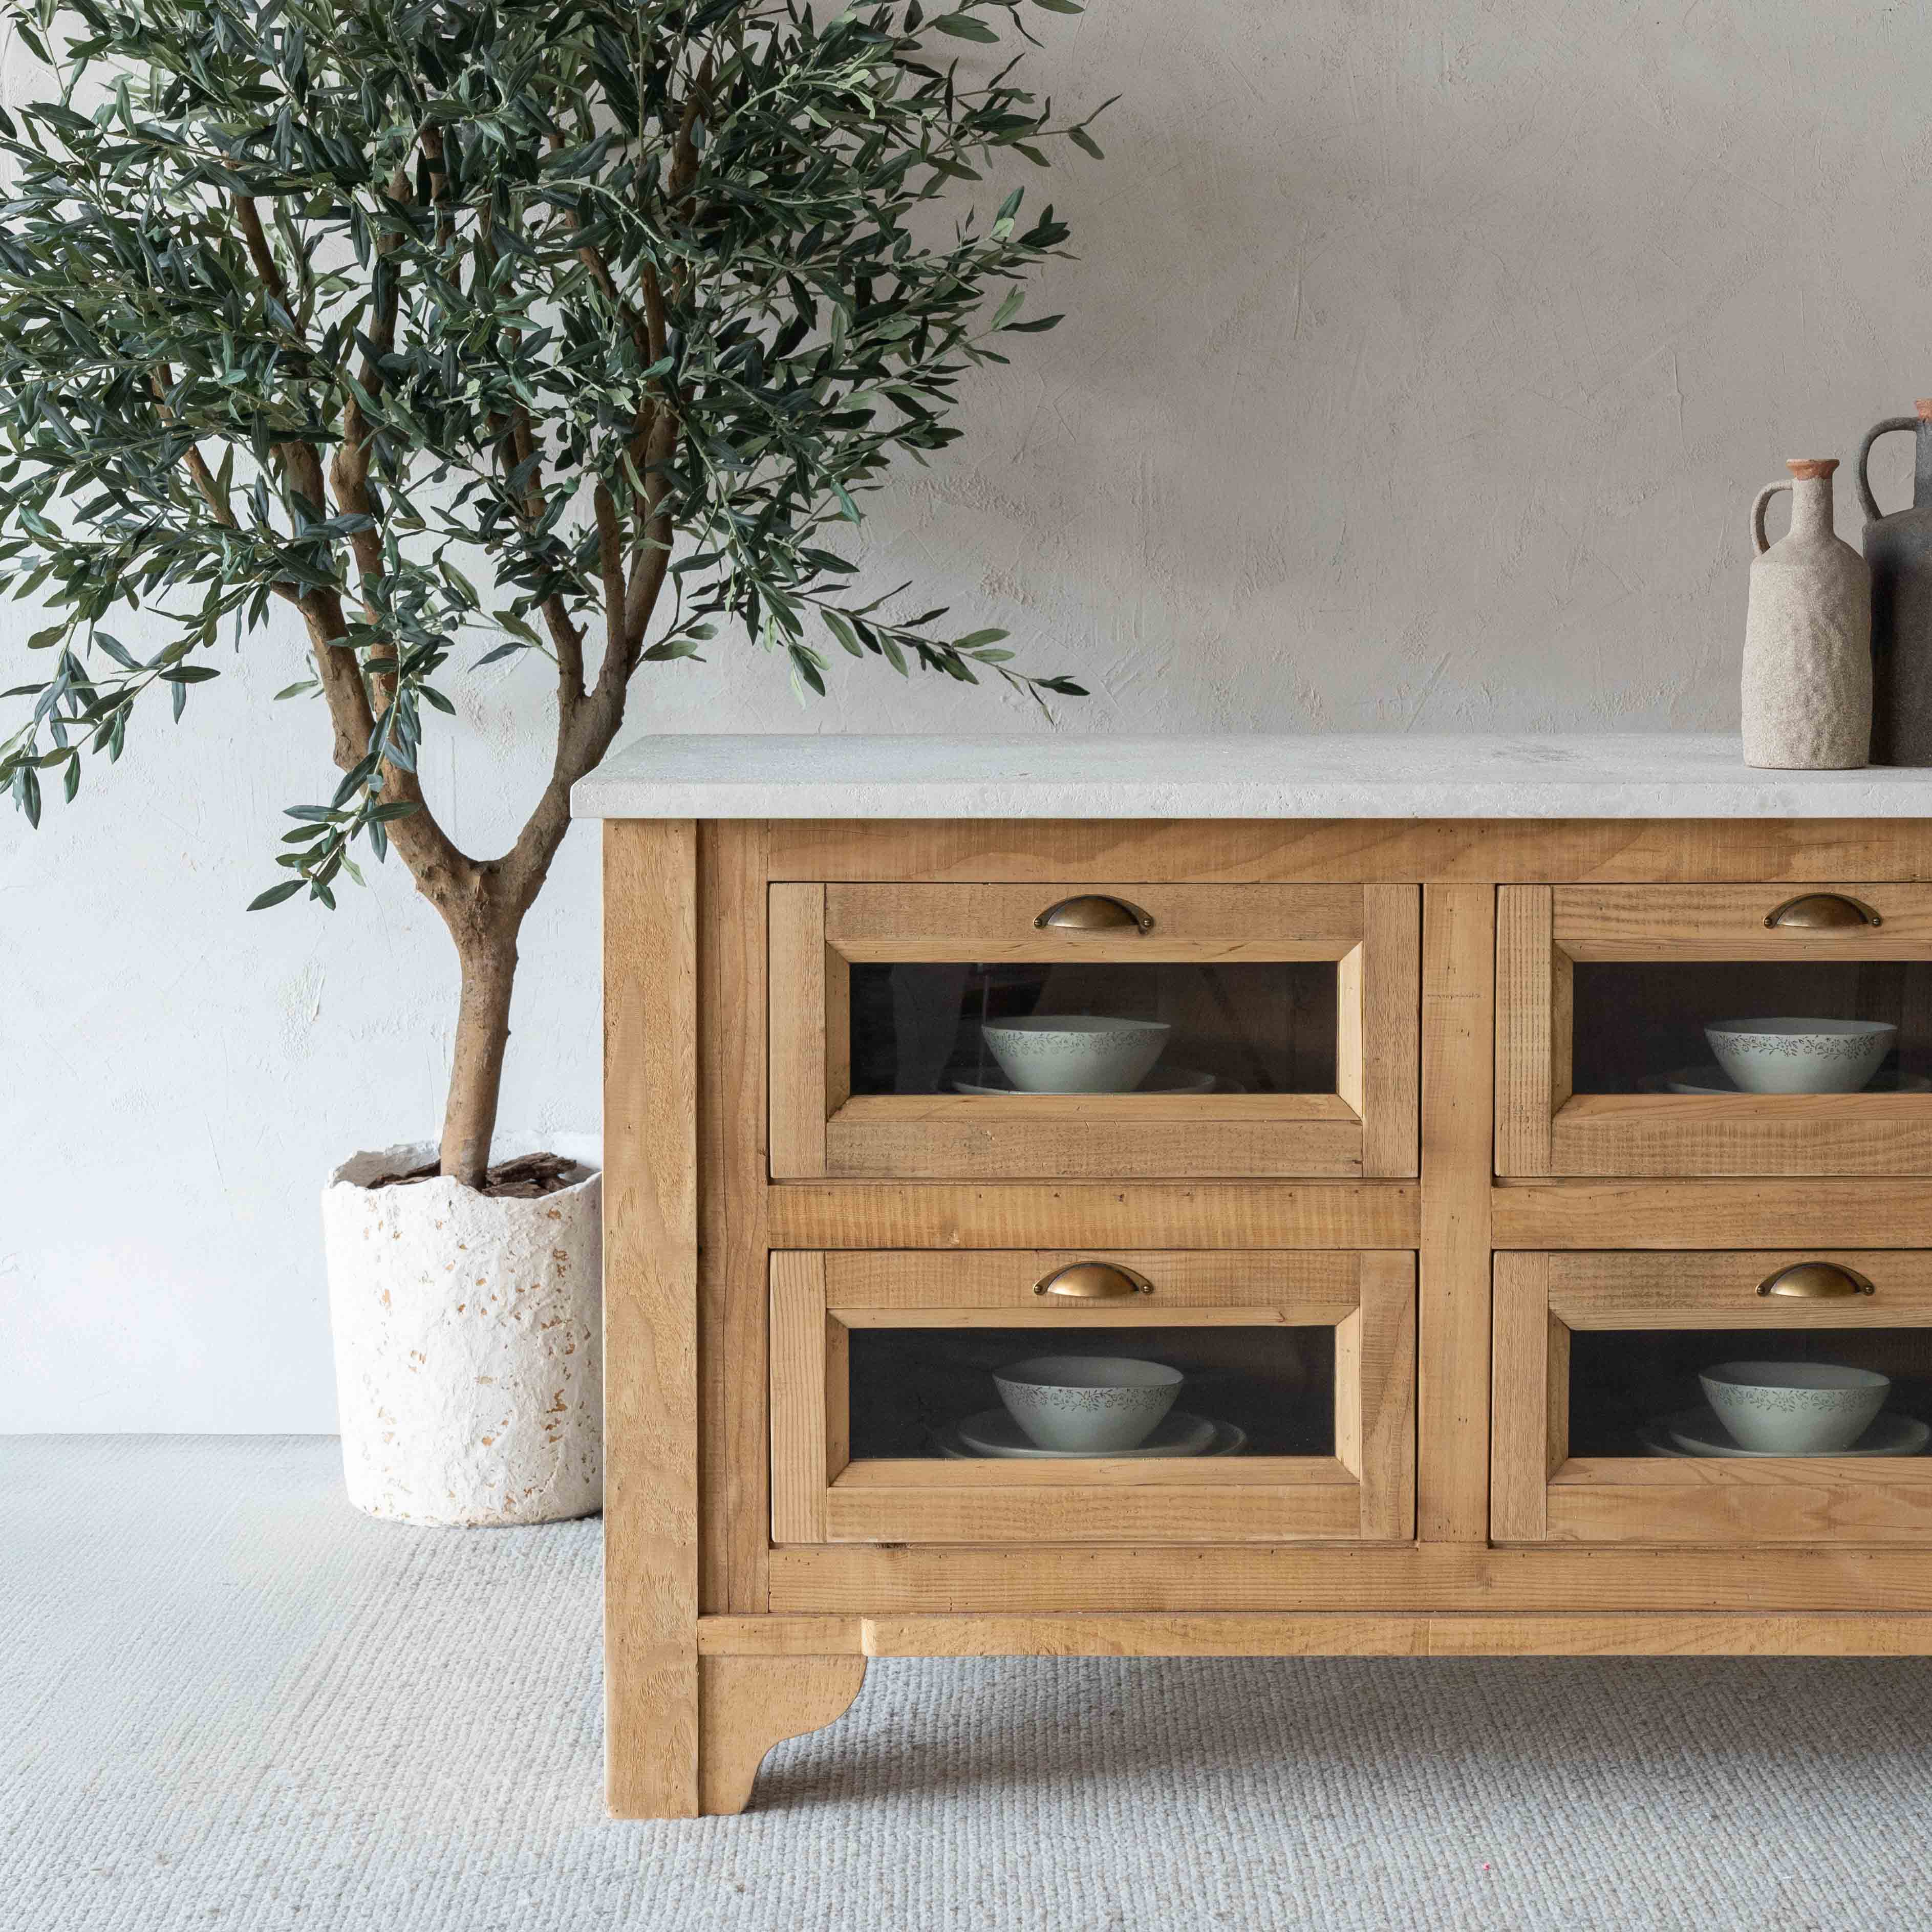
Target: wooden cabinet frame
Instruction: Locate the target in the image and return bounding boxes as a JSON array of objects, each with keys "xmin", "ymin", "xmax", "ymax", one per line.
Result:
[
  {"xmin": 604, "ymin": 815, "xmax": 1932, "ymax": 1819},
  {"xmin": 1498, "ymin": 882, "xmax": 1932, "ymax": 1176},
  {"xmin": 770, "ymin": 1249, "xmax": 1416, "ymax": 1546},
  {"xmin": 769, "ymin": 881, "xmax": 1420, "ymax": 1179},
  {"xmin": 1495, "ymin": 1251, "xmax": 1932, "ymax": 1545}
]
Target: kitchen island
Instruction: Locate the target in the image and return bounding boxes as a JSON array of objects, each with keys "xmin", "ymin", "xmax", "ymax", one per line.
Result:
[{"xmin": 573, "ymin": 733, "xmax": 1932, "ymax": 1816}]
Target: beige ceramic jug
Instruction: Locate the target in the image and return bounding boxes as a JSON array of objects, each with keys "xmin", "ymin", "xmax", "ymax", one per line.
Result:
[{"xmin": 1742, "ymin": 458, "xmax": 1871, "ymax": 769}]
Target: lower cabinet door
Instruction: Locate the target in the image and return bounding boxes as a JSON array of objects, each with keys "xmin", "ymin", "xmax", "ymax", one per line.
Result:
[
  {"xmin": 1494, "ymin": 1251, "xmax": 1932, "ymax": 1544},
  {"xmin": 770, "ymin": 1249, "xmax": 1415, "ymax": 1545}
]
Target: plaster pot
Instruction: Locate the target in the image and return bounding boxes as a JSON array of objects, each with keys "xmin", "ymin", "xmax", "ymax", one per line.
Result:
[
  {"xmin": 321, "ymin": 1133, "xmax": 602, "ymax": 1526},
  {"xmin": 1703, "ymin": 1017, "xmax": 1895, "ymax": 1094}
]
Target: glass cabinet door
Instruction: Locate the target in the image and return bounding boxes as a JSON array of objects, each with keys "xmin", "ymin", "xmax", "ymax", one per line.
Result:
[
  {"xmin": 768, "ymin": 882, "xmax": 1419, "ymax": 1180},
  {"xmin": 1493, "ymin": 1251, "xmax": 1932, "ymax": 1544},
  {"xmin": 769, "ymin": 1250, "xmax": 1415, "ymax": 1545},
  {"xmin": 1497, "ymin": 884, "xmax": 1932, "ymax": 1176}
]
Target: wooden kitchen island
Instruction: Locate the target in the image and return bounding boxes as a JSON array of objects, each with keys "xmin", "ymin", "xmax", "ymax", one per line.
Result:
[{"xmin": 572, "ymin": 733, "xmax": 1932, "ymax": 1816}]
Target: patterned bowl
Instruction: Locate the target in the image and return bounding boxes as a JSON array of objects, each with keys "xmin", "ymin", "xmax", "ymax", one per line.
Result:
[
  {"xmin": 992, "ymin": 1355, "xmax": 1184, "ymax": 1453},
  {"xmin": 981, "ymin": 1016, "xmax": 1172, "ymax": 1094},
  {"xmin": 1699, "ymin": 1361, "xmax": 1890, "ymax": 1454},
  {"xmin": 1703, "ymin": 1017, "xmax": 1895, "ymax": 1094}
]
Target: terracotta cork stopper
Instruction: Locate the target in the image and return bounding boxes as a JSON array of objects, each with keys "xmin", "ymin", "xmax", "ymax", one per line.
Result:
[
  {"xmin": 1786, "ymin": 458, "xmax": 1838, "ymax": 480},
  {"xmin": 1916, "ymin": 398, "xmax": 1932, "ymax": 421}
]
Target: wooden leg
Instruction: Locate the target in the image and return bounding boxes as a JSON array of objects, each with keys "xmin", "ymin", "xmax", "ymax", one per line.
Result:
[
  {"xmin": 604, "ymin": 821, "xmax": 702, "ymax": 1820},
  {"xmin": 697, "ymin": 1655, "xmax": 869, "ymax": 1816}
]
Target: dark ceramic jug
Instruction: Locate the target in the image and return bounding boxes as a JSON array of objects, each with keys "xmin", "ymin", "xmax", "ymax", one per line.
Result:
[{"xmin": 1857, "ymin": 400, "xmax": 1932, "ymax": 764}]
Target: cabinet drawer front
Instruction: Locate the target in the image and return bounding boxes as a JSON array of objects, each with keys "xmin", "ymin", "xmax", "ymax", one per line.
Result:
[
  {"xmin": 772, "ymin": 1250, "xmax": 1415, "ymax": 1548},
  {"xmin": 771, "ymin": 882, "xmax": 1420, "ymax": 1181},
  {"xmin": 1498, "ymin": 883, "xmax": 1932, "ymax": 1177},
  {"xmin": 825, "ymin": 883, "xmax": 1368, "ymax": 957},
  {"xmin": 1494, "ymin": 1251, "xmax": 1932, "ymax": 1548}
]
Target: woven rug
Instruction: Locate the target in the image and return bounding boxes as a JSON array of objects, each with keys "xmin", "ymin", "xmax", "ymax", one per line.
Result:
[{"xmin": 4, "ymin": 1435, "xmax": 1928, "ymax": 1930}]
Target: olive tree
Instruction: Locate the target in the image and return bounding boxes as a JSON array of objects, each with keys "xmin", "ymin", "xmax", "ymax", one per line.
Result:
[{"xmin": 0, "ymin": 0, "xmax": 1101, "ymax": 1182}]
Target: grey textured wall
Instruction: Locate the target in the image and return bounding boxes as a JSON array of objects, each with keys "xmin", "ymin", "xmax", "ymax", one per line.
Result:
[{"xmin": 6, "ymin": 3, "xmax": 1929, "ymax": 1425}]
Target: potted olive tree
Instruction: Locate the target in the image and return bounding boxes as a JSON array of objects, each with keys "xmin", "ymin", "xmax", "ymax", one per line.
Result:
[{"xmin": 0, "ymin": 0, "xmax": 1100, "ymax": 1522}]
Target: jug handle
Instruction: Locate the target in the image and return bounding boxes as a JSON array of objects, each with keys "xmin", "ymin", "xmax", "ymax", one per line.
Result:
[
  {"xmin": 1751, "ymin": 482, "xmax": 1789, "ymax": 555},
  {"xmin": 1857, "ymin": 417, "xmax": 1918, "ymax": 523}
]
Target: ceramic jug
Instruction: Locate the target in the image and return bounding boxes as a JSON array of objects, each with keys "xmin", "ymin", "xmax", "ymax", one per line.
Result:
[
  {"xmin": 1742, "ymin": 458, "xmax": 1871, "ymax": 770},
  {"xmin": 1857, "ymin": 400, "xmax": 1932, "ymax": 764}
]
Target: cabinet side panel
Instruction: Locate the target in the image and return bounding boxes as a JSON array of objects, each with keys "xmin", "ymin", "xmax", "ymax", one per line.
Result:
[{"xmin": 604, "ymin": 819, "xmax": 699, "ymax": 1818}]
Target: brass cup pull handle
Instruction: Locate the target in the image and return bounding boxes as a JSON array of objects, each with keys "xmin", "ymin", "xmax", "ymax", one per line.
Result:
[
  {"xmin": 1764, "ymin": 892, "xmax": 1882, "ymax": 930},
  {"xmin": 1033, "ymin": 894, "xmax": 1156, "ymax": 934},
  {"xmin": 1033, "ymin": 1261, "xmax": 1154, "ymax": 1300},
  {"xmin": 1756, "ymin": 1261, "xmax": 1876, "ymax": 1299}
]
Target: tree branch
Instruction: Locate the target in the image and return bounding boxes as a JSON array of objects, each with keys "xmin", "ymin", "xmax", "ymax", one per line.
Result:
[
  {"xmin": 507, "ymin": 409, "xmax": 587, "ymax": 706},
  {"xmin": 419, "ymin": 125, "xmax": 457, "ymax": 249},
  {"xmin": 549, "ymin": 128, "xmax": 659, "ymax": 376},
  {"xmin": 149, "ymin": 362, "xmax": 305, "ymax": 605},
  {"xmin": 593, "ymin": 480, "xmax": 626, "ymax": 672},
  {"xmin": 277, "ymin": 435, "xmax": 472, "ymax": 914},
  {"xmin": 326, "ymin": 137, "xmax": 426, "ymax": 702},
  {"xmin": 669, "ymin": 57, "xmax": 712, "ymax": 213},
  {"xmin": 327, "ymin": 415, "xmax": 389, "ymax": 667},
  {"xmin": 495, "ymin": 426, "xmax": 679, "ymax": 921},
  {"xmin": 232, "ymin": 195, "xmax": 293, "ymax": 314},
  {"xmin": 617, "ymin": 409, "xmax": 680, "ymax": 671}
]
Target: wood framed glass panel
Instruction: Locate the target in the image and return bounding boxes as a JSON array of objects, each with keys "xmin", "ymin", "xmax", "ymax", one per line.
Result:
[
  {"xmin": 769, "ymin": 882, "xmax": 1420, "ymax": 1179},
  {"xmin": 1494, "ymin": 1251, "xmax": 1932, "ymax": 1545},
  {"xmin": 1497, "ymin": 883, "xmax": 1932, "ymax": 1176},
  {"xmin": 771, "ymin": 1250, "xmax": 1415, "ymax": 1546}
]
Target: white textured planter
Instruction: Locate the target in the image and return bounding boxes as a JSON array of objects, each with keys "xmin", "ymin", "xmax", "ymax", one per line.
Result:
[{"xmin": 322, "ymin": 1133, "xmax": 602, "ymax": 1527}]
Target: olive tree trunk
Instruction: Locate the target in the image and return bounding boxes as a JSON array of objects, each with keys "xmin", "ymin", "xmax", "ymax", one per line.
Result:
[{"xmin": 440, "ymin": 930, "xmax": 521, "ymax": 1188}]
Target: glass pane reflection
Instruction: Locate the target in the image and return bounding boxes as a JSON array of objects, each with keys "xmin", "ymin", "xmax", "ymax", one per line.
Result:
[
  {"xmin": 846, "ymin": 1324, "xmax": 1335, "ymax": 1461},
  {"xmin": 848, "ymin": 960, "xmax": 1339, "ymax": 1097}
]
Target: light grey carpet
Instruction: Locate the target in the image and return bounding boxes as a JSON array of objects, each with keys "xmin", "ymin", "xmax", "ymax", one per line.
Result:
[{"xmin": 5, "ymin": 1438, "xmax": 1931, "ymax": 1931}]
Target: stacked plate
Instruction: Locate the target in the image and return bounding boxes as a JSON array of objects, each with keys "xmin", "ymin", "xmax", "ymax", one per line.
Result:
[
  {"xmin": 1640, "ymin": 1408, "xmax": 1929, "ymax": 1458},
  {"xmin": 1641, "ymin": 1359, "xmax": 1929, "ymax": 1459},
  {"xmin": 951, "ymin": 1067, "xmax": 1220, "ymax": 1097},
  {"xmin": 934, "ymin": 1408, "xmax": 1247, "ymax": 1461},
  {"xmin": 1641, "ymin": 1067, "xmax": 1930, "ymax": 1096}
]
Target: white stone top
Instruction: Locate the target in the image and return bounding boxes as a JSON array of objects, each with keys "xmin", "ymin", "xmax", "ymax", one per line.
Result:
[{"xmin": 570, "ymin": 733, "xmax": 1932, "ymax": 820}]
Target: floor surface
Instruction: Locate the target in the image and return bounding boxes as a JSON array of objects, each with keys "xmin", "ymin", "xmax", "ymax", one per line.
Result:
[{"xmin": 5, "ymin": 1436, "xmax": 1931, "ymax": 1930}]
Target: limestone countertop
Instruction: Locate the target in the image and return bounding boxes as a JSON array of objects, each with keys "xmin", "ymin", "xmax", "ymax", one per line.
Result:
[{"xmin": 569, "ymin": 733, "xmax": 1932, "ymax": 820}]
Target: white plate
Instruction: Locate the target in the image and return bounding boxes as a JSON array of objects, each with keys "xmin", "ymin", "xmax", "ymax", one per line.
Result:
[
  {"xmin": 951, "ymin": 1067, "xmax": 1220, "ymax": 1097},
  {"xmin": 1643, "ymin": 1407, "xmax": 1930, "ymax": 1459},
  {"xmin": 951, "ymin": 1407, "xmax": 1215, "ymax": 1458},
  {"xmin": 1643, "ymin": 1066, "xmax": 1931, "ymax": 1097},
  {"xmin": 935, "ymin": 1409, "xmax": 1246, "ymax": 1460}
]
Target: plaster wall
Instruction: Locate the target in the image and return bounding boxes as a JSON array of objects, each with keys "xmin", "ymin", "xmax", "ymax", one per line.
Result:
[{"xmin": 6, "ymin": 2, "xmax": 1930, "ymax": 1427}]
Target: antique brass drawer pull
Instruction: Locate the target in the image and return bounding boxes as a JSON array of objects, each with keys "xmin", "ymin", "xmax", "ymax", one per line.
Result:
[
  {"xmin": 1033, "ymin": 1261, "xmax": 1154, "ymax": 1299},
  {"xmin": 1756, "ymin": 1261, "xmax": 1876, "ymax": 1298},
  {"xmin": 1033, "ymin": 894, "xmax": 1156, "ymax": 933},
  {"xmin": 1763, "ymin": 892, "xmax": 1882, "ymax": 929}
]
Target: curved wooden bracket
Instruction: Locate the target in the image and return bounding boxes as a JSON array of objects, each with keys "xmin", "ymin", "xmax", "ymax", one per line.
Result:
[{"xmin": 697, "ymin": 1654, "xmax": 869, "ymax": 1815}]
